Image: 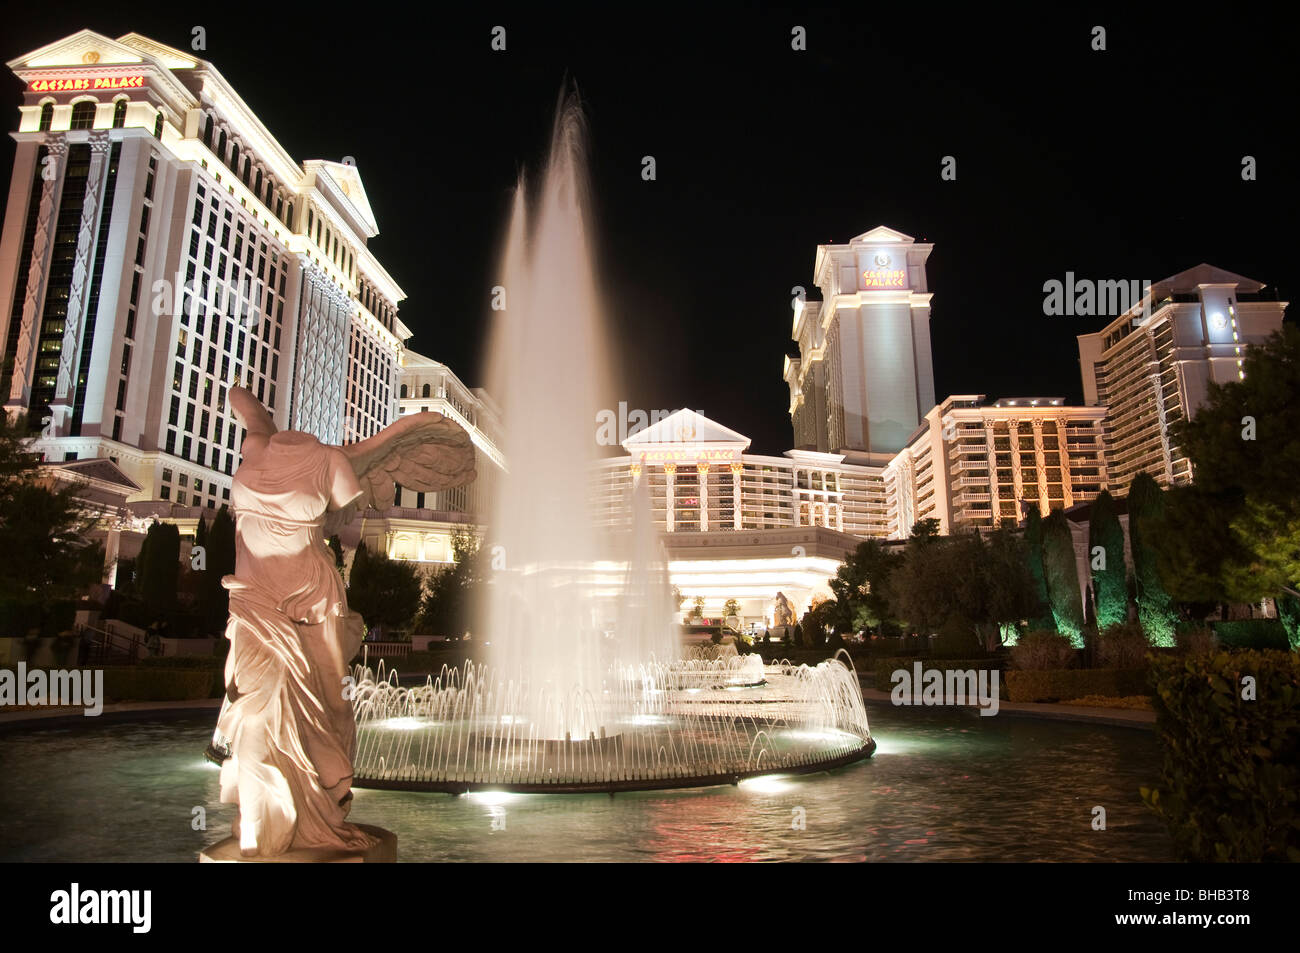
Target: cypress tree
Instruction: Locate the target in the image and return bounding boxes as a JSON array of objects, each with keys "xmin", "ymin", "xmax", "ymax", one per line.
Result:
[
  {"xmin": 1042, "ymin": 509, "xmax": 1085, "ymax": 647},
  {"xmin": 1023, "ymin": 507, "xmax": 1056, "ymax": 632},
  {"xmin": 1127, "ymin": 473, "xmax": 1178, "ymax": 647},
  {"xmin": 1088, "ymin": 490, "xmax": 1128, "ymax": 630}
]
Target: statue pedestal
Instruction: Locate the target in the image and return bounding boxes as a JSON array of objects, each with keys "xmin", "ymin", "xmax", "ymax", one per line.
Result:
[{"xmin": 200, "ymin": 824, "xmax": 397, "ymax": 863}]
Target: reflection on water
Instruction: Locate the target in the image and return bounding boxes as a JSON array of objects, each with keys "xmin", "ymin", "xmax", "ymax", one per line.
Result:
[{"xmin": 0, "ymin": 702, "xmax": 1174, "ymax": 862}]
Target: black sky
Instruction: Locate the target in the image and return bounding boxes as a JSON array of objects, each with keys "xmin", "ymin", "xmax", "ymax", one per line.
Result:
[{"xmin": 4, "ymin": 6, "xmax": 1295, "ymax": 453}]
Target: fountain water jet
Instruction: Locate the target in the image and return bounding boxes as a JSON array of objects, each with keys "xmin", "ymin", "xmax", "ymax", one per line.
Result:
[{"xmin": 350, "ymin": 93, "xmax": 874, "ymax": 792}]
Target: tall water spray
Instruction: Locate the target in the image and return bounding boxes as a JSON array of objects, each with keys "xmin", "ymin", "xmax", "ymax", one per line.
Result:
[{"xmin": 481, "ymin": 96, "xmax": 676, "ymax": 741}]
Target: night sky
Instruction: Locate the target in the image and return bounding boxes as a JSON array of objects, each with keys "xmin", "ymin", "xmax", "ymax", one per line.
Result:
[{"xmin": 3, "ymin": 6, "xmax": 1295, "ymax": 454}]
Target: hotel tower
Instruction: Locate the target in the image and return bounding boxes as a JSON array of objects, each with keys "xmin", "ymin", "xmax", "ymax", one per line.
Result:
[{"xmin": 0, "ymin": 30, "xmax": 408, "ymax": 508}]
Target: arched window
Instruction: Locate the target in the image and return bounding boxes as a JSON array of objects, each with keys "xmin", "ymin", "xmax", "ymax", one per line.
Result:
[
  {"xmin": 422, "ymin": 383, "xmax": 431, "ymax": 398},
  {"xmin": 230, "ymin": 143, "xmax": 240, "ymax": 171},
  {"xmin": 241, "ymin": 158, "xmax": 250, "ymax": 186},
  {"xmin": 112, "ymin": 100, "xmax": 127, "ymax": 128},
  {"xmin": 399, "ymin": 384, "xmax": 408, "ymax": 399},
  {"xmin": 217, "ymin": 129, "xmax": 227, "ymax": 160},
  {"xmin": 70, "ymin": 101, "xmax": 97, "ymax": 130},
  {"xmin": 39, "ymin": 103, "xmax": 53, "ymax": 131},
  {"xmin": 254, "ymin": 168, "xmax": 262, "ymax": 195},
  {"xmin": 285, "ymin": 202, "xmax": 293, "ymax": 226},
  {"xmin": 202, "ymin": 114, "xmax": 213, "ymax": 147},
  {"xmin": 153, "ymin": 112, "xmax": 163, "ymax": 138}
]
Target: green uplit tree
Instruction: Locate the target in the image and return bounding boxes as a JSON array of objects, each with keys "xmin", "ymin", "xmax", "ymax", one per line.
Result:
[
  {"xmin": 1088, "ymin": 491, "xmax": 1128, "ymax": 630},
  {"xmin": 1126, "ymin": 473, "xmax": 1178, "ymax": 646},
  {"xmin": 1041, "ymin": 509, "xmax": 1084, "ymax": 647},
  {"xmin": 1022, "ymin": 507, "xmax": 1057, "ymax": 634}
]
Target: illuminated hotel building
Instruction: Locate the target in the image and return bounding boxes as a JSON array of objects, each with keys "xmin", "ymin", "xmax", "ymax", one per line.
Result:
[
  {"xmin": 883, "ymin": 395, "xmax": 1108, "ymax": 536},
  {"xmin": 0, "ymin": 30, "xmax": 408, "ymax": 510},
  {"xmin": 591, "ymin": 409, "xmax": 887, "ymax": 623},
  {"xmin": 785, "ymin": 225, "xmax": 936, "ymax": 459},
  {"xmin": 354, "ymin": 348, "xmax": 504, "ymax": 566},
  {"xmin": 1076, "ymin": 264, "xmax": 1287, "ymax": 492}
]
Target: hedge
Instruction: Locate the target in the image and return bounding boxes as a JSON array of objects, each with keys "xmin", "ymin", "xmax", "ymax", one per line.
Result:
[
  {"xmin": 102, "ymin": 668, "xmax": 221, "ymax": 702},
  {"xmin": 1003, "ymin": 668, "xmax": 1150, "ymax": 703},
  {"xmin": 873, "ymin": 658, "xmax": 1003, "ymax": 691},
  {"xmin": 1141, "ymin": 650, "xmax": 1300, "ymax": 862},
  {"xmin": 1211, "ymin": 619, "xmax": 1290, "ymax": 650}
]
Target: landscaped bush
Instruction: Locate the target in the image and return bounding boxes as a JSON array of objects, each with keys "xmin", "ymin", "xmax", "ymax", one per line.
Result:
[
  {"xmin": 1212, "ymin": 618, "xmax": 1290, "ymax": 650},
  {"xmin": 872, "ymin": 657, "xmax": 1002, "ymax": 690},
  {"xmin": 1097, "ymin": 623, "xmax": 1152, "ymax": 669},
  {"xmin": 1003, "ymin": 668, "xmax": 1150, "ymax": 703},
  {"xmin": 1174, "ymin": 625, "xmax": 1216, "ymax": 654},
  {"xmin": 102, "ymin": 668, "xmax": 220, "ymax": 702},
  {"xmin": 1010, "ymin": 630, "xmax": 1077, "ymax": 671},
  {"xmin": 1141, "ymin": 650, "xmax": 1300, "ymax": 862}
]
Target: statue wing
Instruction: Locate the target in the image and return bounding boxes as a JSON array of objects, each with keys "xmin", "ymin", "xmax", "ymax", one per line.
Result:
[
  {"xmin": 339, "ymin": 412, "xmax": 477, "ymax": 511},
  {"xmin": 228, "ymin": 386, "xmax": 277, "ymax": 456}
]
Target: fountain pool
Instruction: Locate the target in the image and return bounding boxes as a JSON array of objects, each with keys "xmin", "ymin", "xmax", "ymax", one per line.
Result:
[{"xmin": 0, "ymin": 703, "xmax": 1174, "ymax": 862}]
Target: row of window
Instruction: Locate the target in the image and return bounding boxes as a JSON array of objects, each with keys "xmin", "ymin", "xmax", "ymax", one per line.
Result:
[{"xmin": 200, "ymin": 114, "xmax": 293, "ymax": 231}]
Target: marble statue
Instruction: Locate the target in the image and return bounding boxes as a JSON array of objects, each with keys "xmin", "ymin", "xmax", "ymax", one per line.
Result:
[
  {"xmin": 214, "ymin": 387, "xmax": 474, "ymax": 858},
  {"xmin": 772, "ymin": 592, "xmax": 795, "ymax": 629}
]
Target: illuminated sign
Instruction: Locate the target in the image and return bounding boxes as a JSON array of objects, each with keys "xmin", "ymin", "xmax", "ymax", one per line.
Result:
[
  {"xmin": 29, "ymin": 76, "xmax": 145, "ymax": 93},
  {"xmin": 861, "ymin": 251, "xmax": 907, "ymax": 289},
  {"xmin": 639, "ymin": 449, "xmax": 738, "ymax": 464}
]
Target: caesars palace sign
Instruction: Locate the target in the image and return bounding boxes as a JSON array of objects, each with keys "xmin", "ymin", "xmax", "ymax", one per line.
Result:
[
  {"xmin": 638, "ymin": 449, "xmax": 739, "ymax": 464},
  {"xmin": 861, "ymin": 251, "xmax": 907, "ymax": 289},
  {"xmin": 29, "ymin": 75, "xmax": 146, "ymax": 93}
]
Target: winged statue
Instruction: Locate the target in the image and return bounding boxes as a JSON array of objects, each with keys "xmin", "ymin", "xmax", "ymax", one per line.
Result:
[{"xmin": 210, "ymin": 387, "xmax": 475, "ymax": 858}]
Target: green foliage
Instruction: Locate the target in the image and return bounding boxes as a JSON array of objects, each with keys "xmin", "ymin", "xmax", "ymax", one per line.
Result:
[
  {"xmin": 0, "ymin": 413, "xmax": 103, "ymax": 636},
  {"xmin": 872, "ymin": 657, "xmax": 1002, "ymax": 689},
  {"xmin": 1212, "ymin": 618, "xmax": 1290, "ymax": 649},
  {"xmin": 196, "ymin": 507, "xmax": 234, "ymax": 635},
  {"xmin": 1162, "ymin": 326, "xmax": 1300, "ymax": 613},
  {"xmin": 137, "ymin": 521, "xmax": 181, "ymax": 624},
  {"xmin": 1141, "ymin": 650, "xmax": 1300, "ymax": 862},
  {"xmin": 1127, "ymin": 473, "xmax": 1178, "ymax": 647},
  {"xmin": 1087, "ymin": 491, "xmax": 1128, "ymax": 630},
  {"xmin": 1022, "ymin": 508, "xmax": 1057, "ymax": 633},
  {"xmin": 1096, "ymin": 623, "xmax": 1151, "ymax": 669},
  {"xmin": 420, "ymin": 530, "xmax": 485, "ymax": 639},
  {"xmin": 1009, "ymin": 629, "xmax": 1078, "ymax": 671},
  {"xmin": 1004, "ymin": 668, "xmax": 1150, "ymax": 703},
  {"xmin": 828, "ymin": 538, "xmax": 899, "ymax": 635},
  {"xmin": 1041, "ymin": 510, "xmax": 1084, "ymax": 646},
  {"xmin": 1279, "ymin": 595, "xmax": 1300, "ymax": 651},
  {"xmin": 933, "ymin": 614, "xmax": 980, "ymax": 658},
  {"xmin": 347, "ymin": 540, "xmax": 423, "ymax": 634},
  {"xmin": 800, "ymin": 606, "xmax": 826, "ymax": 649}
]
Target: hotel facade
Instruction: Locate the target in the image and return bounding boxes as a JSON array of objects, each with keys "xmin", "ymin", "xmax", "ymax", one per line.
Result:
[
  {"xmin": 1076, "ymin": 263, "xmax": 1287, "ymax": 491},
  {"xmin": 0, "ymin": 30, "xmax": 408, "ymax": 512}
]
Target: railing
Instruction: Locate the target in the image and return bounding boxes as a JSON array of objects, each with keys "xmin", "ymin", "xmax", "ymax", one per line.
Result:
[
  {"xmin": 77, "ymin": 623, "xmax": 143, "ymax": 666},
  {"xmin": 360, "ymin": 641, "xmax": 412, "ymax": 661}
]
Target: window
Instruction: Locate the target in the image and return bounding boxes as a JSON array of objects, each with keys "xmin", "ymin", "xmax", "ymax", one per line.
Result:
[
  {"xmin": 70, "ymin": 101, "xmax": 97, "ymax": 130},
  {"xmin": 422, "ymin": 383, "xmax": 431, "ymax": 398},
  {"xmin": 153, "ymin": 112, "xmax": 163, "ymax": 138},
  {"xmin": 39, "ymin": 102, "xmax": 53, "ymax": 131},
  {"xmin": 217, "ymin": 129, "xmax": 227, "ymax": 159},
  {"xmin": 202, "ymin": 114, "xmax": 213, "ymax": 147},
  {"xmin": 400, "ymin": 384, "xmax": 407, "ymax": 399},
  {"xmin": 112, "ymin": 100, "xmax": 127, "ymax": 128}
]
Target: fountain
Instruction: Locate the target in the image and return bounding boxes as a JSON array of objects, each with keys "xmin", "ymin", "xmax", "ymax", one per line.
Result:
[{"xmin": 348, "ymin": 93, "xmax": 875, "ymax": 793}]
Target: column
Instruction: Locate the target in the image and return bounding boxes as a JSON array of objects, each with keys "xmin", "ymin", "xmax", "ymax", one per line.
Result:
[
  {"xmin": 1057, "ymin": 416, "xmax": 1075, "ymax": 508},
  {"xmin": 730, "ymin": 462, "xmax": 742, "ymax": 530},
  {"xmin": 629, "ymin": 462, "xmax": 641, "ymax": 488},
  {"xmin": 7, "ymin": 138, "xmax": 67, "ymax": 410},
  {"xmin": 698, "ymin": 462, "xmax": 709, "ymax": 531},
  {"xmin": 54, "ymin": 133, "xmax": 112, "ymax": 419},
  {"xmin": 664, "ymin": 462, "xmax": 676, "ymax": 532},
  {"xmin": 1031, "ymin": 418, "xmax": 1050, "ymax": 514},
  {"xmin": 1008, "ymin": 418, "xmax": 1026, "ymax": 515},
  {"xmin": 983, "ymin": 420, "xmax": 999, "ymax": 523}
]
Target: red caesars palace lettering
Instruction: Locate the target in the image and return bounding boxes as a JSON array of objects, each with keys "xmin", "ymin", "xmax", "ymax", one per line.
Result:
[{"xmin": 29, "ymin": 76, "xmax": 146, "ymax": 93}]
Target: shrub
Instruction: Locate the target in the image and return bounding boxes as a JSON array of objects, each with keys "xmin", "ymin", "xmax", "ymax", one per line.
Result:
[
  {"xmin": 1097, "ymin": 623, "xmax": 1152, "ymax": 669},
  {"xmin": 1003, "ymin": 668, "xmax": 1150, "ymax": 702},
  {"xmin": 1175, "ymin": 625, "xmax": 1216, "ymax": 654},
  {"xmin": 932, "ymin": 615, "xmax": 981, "ymax": 658},
  {"xmin": 1142, "ymin": 650, "xmax": 1300, "ymax": 862},
  {"xmin": 102, "ymin": 668, "xmax": 219, "ymax": 702},
  {"xmin": 1212, "ymin": 619, "xmax": 1289, "ymax": 650},
  {"xmin": 873, "ymin": 657, "xmax": 1003, "ymax": 690},
  {"xmin": 1010, "ymin": 630, "xmax": 1077, "ymax": 671}
]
